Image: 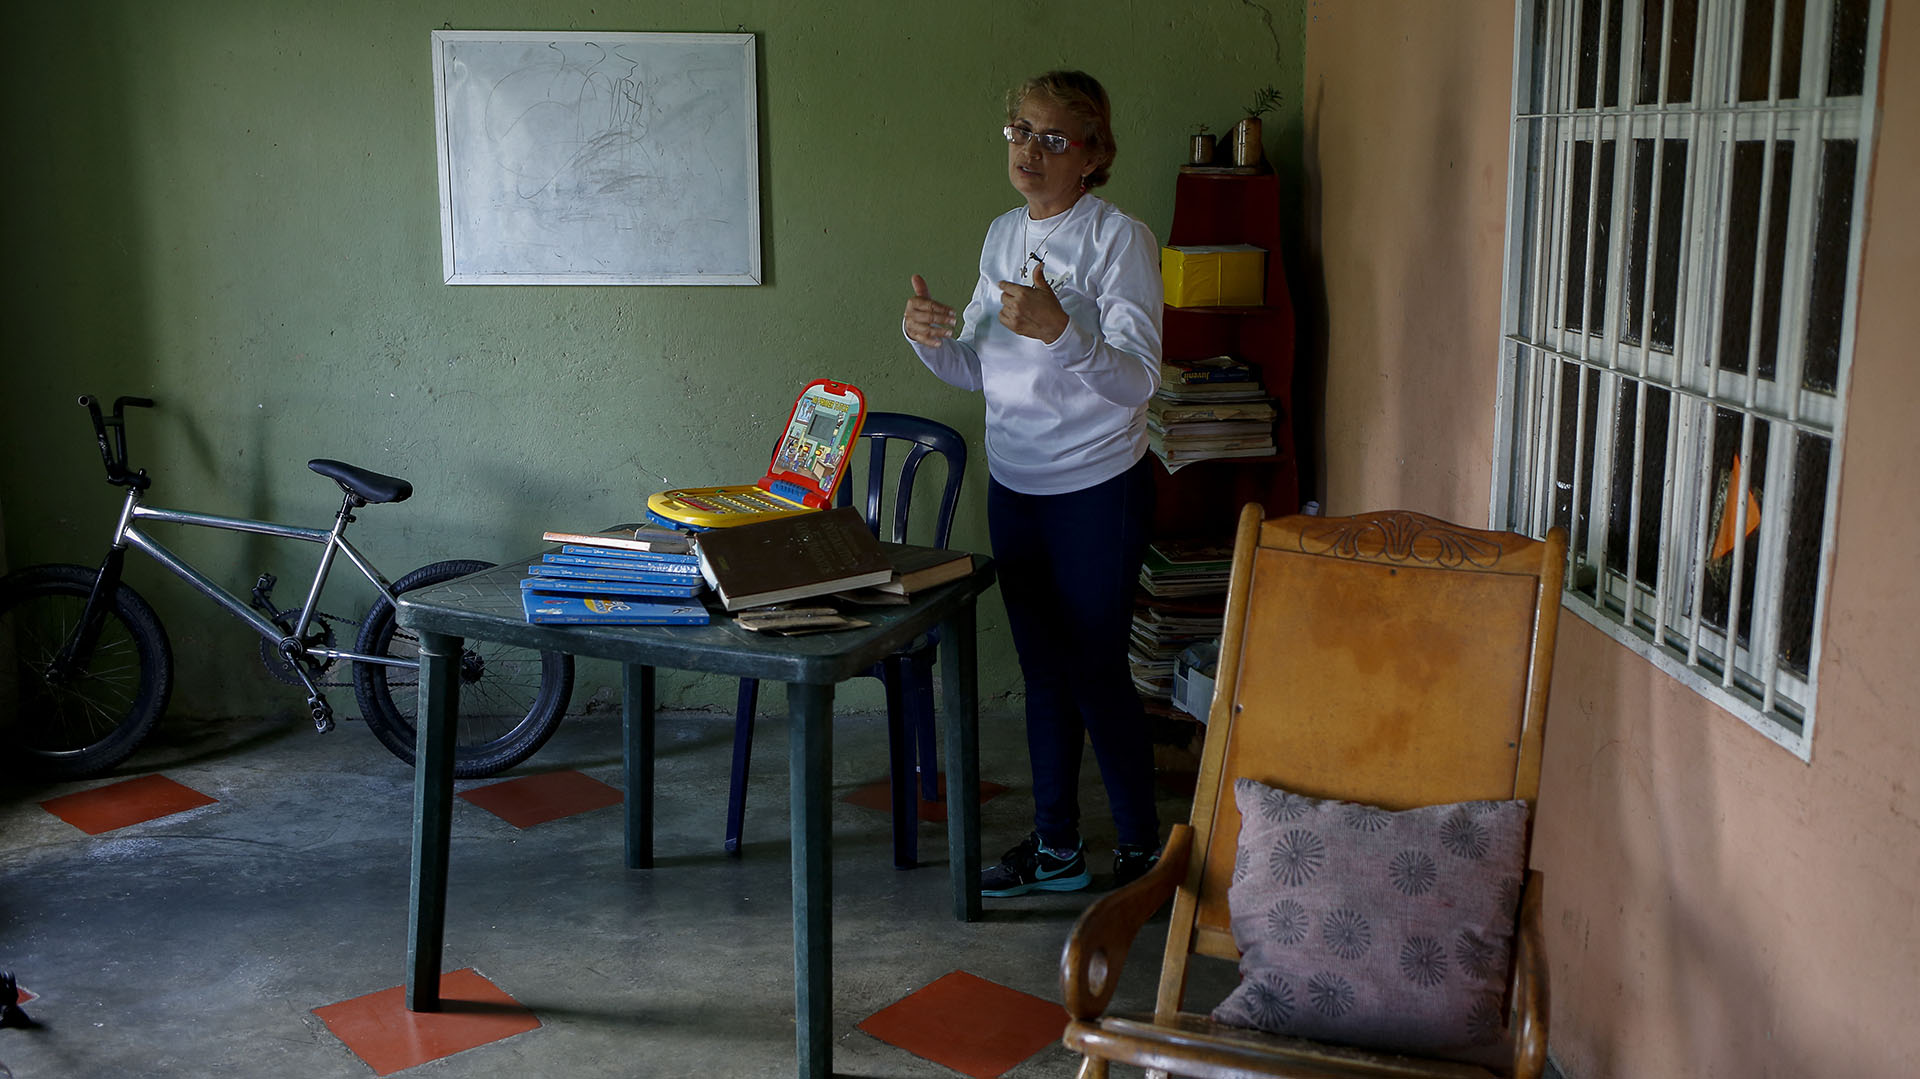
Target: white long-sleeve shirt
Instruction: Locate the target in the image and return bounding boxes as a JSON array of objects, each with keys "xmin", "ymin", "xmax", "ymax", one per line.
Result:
[{"xmin": 908, "ymin": 194, "xmax": 1163, "ymax": 495}]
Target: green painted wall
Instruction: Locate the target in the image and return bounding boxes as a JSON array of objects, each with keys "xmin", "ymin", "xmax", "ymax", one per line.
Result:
[{"xmin": 1, "ymin": 1, "xmax": 1303, "ymax": 719}]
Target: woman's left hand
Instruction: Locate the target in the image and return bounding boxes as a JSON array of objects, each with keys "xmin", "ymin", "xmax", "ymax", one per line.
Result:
[{"xmin": 998, "ymin": 259, "xmax": 1070, "ymax": 344}]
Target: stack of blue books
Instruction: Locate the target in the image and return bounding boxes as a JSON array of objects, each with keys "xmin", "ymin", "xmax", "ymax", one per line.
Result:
[{"xmin": 520, "ymin": 542, "xmax": 711, "ymax": 625}]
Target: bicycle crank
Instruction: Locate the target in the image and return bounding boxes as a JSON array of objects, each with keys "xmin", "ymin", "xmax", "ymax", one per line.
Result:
[{"xmin": 277, "ymin": 636, "xmax": 336, "ymax": 733}]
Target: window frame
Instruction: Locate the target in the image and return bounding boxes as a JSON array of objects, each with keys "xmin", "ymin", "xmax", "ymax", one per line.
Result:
[{"xmin": 1492, "ymin": 0, "xmax": 1883, "ymax": 759}]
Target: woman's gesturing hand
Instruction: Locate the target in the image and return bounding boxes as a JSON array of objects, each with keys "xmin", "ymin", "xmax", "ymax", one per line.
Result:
[
  {"xmin": 905, "ymin": 274, "xmax": 958, "ymax": 345},
  {"xmin": 997, "ymin": 259, "xmax": 1069, "ymax": 344}
]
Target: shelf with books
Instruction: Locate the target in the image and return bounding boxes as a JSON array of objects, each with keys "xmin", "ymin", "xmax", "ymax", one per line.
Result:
[
  {"xmin": 1153, "ymin": 170, "xmax": 1299, "ymax": 541},
  {"xmin": 1135, "ymin": 172, "xmax": 1298, "ymax": 742}
]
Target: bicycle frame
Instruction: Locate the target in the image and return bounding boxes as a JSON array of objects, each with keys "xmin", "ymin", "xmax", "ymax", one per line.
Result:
[{"xmin": 106, "ymin": 486, "xmax": 415, "ymax": 673}]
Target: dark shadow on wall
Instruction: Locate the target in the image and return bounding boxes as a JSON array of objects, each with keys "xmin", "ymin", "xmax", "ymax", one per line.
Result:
[
  {"xmin": 0, "ymin": 8, "xmax": 158, "ymax": 567},
  {"xmin": 1296, "ymin": 75, "xmax": 1330, "ymax": 508}
]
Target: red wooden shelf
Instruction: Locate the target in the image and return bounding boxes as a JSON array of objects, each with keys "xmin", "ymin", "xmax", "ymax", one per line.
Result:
[{"xmin": 1153, "ymin": 171, "xmax": 1299, "ymax": 540}]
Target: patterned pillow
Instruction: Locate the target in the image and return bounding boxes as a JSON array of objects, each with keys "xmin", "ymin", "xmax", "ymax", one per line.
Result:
[{"xmin": 1210, "ymin": 777, "xmax": 1529, "ymax": 1062}]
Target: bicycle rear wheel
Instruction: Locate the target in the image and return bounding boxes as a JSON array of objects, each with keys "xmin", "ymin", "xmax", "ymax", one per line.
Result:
[
  {"xmin": 1, "ymin": 564, "xmax": 174, "ymax": 780},
  {"xmin": 353, "ymin": 559, "xmax": 573, "ymax": 777}
]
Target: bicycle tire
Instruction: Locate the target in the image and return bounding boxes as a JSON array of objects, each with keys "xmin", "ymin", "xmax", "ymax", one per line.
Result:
[
  {"xmin": 353, "ymin": 559, "xmax": 573, "ymax": 777},
  {"xmin": 1, "ymin": 564, "xmax": 175, "ymax": 781}
]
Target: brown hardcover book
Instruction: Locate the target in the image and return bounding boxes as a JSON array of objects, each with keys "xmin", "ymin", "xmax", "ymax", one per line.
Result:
[
  {"xmin": 693, "ymin": 505, "xmax": 892, "ymax": 611},
  {"xmin": 542, "ymin": 523, "xmax": 693, "ymax": 554},
  {"xmin": 874, "ymin": 542, "xmax": 974, "ymax": 595}
]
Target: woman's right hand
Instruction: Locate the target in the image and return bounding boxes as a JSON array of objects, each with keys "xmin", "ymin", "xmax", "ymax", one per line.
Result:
[{"xmin": 904, "ymin": 274, "xmax": 957, "ymax": 345}]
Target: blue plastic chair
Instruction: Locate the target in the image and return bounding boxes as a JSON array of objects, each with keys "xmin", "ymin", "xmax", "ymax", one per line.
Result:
[{"xmin": 724, "ymin": 413, "xmax": 967, "ymax": 868}]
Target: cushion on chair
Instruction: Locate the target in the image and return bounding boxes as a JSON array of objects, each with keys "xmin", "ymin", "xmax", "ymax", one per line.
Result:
[{"xmin": 1210, "ymin": 777, "xmax": 1528, "ymax": 1065}]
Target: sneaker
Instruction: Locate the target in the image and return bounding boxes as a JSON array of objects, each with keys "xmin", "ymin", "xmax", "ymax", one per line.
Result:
[
  {"xmin": 979, "ymin": 832, "xmax": 1092, "ymax": 897},
  {"xmin": 1111, "ymin": 845, "xmax": 1161, "ymax": 889}
]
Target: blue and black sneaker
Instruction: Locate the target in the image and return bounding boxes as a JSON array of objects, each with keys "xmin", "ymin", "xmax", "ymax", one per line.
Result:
[
  {"xmin": 1111, "ymin": 844, "xmax": 1161, "ymax": 889},
  {"xmin": 979, "ymin": 832, "xmax": 1092, "ymax": 897}
]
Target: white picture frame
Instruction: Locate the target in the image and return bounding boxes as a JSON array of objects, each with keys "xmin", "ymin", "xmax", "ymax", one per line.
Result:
[{"xmin": 430, "ymin": 30, "xmax": 761, "ymax": 285}]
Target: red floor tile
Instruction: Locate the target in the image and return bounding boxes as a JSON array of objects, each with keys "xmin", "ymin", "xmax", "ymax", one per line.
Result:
[
  {"xmin": 841, "ymin": 772, "xmax": 1008, "ymax": 823},
  {"xmin": 858, "ymin": 970, "xmax": 1067, "ymax": 1079},
  {"xmin": 457, "ymin": 769, "xmax": 623, "ymax": 828},
  {"xmin": 312, "ymin": 967, "xmax": 540, "ymax": 1076},
  {"xmin": 38, "ymin": 774, "xmax": 217, "ymax": 835}
]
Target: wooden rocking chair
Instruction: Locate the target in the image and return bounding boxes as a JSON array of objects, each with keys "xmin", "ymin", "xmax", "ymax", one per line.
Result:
[{"xmin": 1060, "ymin": 505, "xmax": 1566, "ymax": 1078}]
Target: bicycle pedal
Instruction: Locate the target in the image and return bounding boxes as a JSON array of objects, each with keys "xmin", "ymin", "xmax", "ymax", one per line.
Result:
[{"xmin": 309, "ymin": 694, "xmax": 335, "ymax": 733}]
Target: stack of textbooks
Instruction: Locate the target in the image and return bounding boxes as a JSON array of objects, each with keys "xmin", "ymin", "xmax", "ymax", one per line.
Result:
[
  {"xmin": 1149, "ymin": 356, "xmax": 1277, "ymax": 470},
  {"xmin": 521, "ymin": 525, "xmax": 711, "ymax": 625},
  {"xmin": 1128, "ymin": 538, "xmax": 1234, "ymax": 708}
]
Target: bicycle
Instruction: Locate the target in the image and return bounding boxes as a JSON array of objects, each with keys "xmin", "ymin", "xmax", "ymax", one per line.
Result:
[{"xmin": 0, "ymin": 395, "xmax": 575, "ymax": 781}]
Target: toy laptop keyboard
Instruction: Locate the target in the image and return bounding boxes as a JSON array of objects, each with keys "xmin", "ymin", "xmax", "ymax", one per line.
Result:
[{"xmin": 646, "ymin": 379, "xmax": 867, "ymax": 529}]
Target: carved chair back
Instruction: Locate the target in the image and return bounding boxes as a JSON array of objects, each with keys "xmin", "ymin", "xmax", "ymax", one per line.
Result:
[{"xmin": 1159, "ymin": 504, "xmax": 1567, "ymax": 1015}]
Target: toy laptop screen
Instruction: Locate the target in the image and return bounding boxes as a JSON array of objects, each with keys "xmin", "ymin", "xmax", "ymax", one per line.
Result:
[{"xmin": 645, "ymin": 379, "xmax": 867, "ymax": 529}]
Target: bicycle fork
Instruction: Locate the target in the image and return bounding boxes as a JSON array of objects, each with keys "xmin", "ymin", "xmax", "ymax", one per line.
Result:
[{"xmin": 48, "ymin": 546, "xmax": 131, "ymax": 688}]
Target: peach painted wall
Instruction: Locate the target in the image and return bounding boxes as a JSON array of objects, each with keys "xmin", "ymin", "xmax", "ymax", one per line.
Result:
[{"xmin": 1304, "ymin": 2, "xmax": 1920, "ymax": 1076}]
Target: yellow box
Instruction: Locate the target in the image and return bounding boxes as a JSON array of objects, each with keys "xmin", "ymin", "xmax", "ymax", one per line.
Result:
[{"xmin": 1161, "ymin": 244, "xmax": 1267, "ymax": 307}]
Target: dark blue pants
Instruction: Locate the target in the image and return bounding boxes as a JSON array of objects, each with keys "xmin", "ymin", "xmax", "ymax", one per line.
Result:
[{"xmin": 987, "ymin": 456, "xmax": 1160, "ymax": 851}]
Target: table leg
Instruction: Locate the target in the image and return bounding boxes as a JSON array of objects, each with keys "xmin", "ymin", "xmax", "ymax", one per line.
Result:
[
  {"xmin": 623, "ymin": 663, "xmax": 656, "ymax": 869},
  {"xmin": 787, "ymin": 681, "xmax": 834, "ymax": 1079},
  {"xmin": 406, "ymin": 630, "xmax": 462, "ymax": 1011},
  {"xmin": 939, "ymin": 604, "xmax": 983, "ymax": 922},
  {"xmin": 881, "ymin": 656, "xmax": 915, "ymax": 869}
]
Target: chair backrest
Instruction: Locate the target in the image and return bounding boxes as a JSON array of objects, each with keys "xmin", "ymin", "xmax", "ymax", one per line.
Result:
[
  {"xmin": 1156, "ymin": 504, "xmax": 1566, "ymax": 1016},
  {"xmin": 834, "ymin": 412, "xmax": 967, "ymax": 547}
]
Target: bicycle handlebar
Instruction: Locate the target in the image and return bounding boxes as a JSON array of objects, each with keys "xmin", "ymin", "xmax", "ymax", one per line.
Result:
[{"xmin": 78, "ymin": 394, "xmax": 155, "ymax": 489}]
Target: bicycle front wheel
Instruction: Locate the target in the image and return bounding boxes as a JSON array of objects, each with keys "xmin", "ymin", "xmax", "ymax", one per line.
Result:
[
  {"xmin": 353, "ymin": 559, "xmax": 573, "ymax": 777},
  {"xmin": 1, "ymin": 564, "xmax": 174, "ymax": 781}
]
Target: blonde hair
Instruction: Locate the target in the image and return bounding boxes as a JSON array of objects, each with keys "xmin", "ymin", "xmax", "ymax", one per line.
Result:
[{"xmin": 1006, "ymin": 70, "xmax": 1116, "ymax": 190}]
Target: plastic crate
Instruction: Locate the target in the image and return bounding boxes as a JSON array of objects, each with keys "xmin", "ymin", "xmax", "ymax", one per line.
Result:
[{"xmin": 1172, "ymin": 640, "xmax": 1220, "ymax": 721}]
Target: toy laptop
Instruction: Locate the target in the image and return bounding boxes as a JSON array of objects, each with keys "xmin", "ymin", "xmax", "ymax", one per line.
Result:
[{"xmin": 645, "ymin": 379, "xmax": 867, "ymax": 529}]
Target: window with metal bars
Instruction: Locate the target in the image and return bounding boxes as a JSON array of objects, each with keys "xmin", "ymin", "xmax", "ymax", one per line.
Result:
[{"xmin": 1494, "ymin": 0, "xmax": 1880, "ymax": 758}]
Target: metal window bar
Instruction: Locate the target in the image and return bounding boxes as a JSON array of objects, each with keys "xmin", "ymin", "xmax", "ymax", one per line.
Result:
[
  {"xmin": 1651, "ymin": 3, "xmax": 1716, "ymax": 650},
  {"xmin": 1521, "ymin": 0, "xmax": 1573, "ymax": 536},
  {"xmin": 1754, "ymin": 1, "xmax": 1844, "ymax": 718},
  {"xmin": 1542, "ymin": 0, "xmax": 1585, "ymax": 541},
  {"xmin": 1588, "ymin": 3, "xmax": 1643, "ymax": 609},
  {"xmin": 1712, "ymin": 0, "xmax": 1792, "ymax": 696},
  {"xmin": 1624, "ymin": 0, "xmax": 1686, "ymax": 633},
  {"xmin": 1682, "ymin": 1, "xmax": 1741, "ymax": 671},
  {"xmin": 1567, "ymin": 0, "xmax": 1614, "ymax": 590},
  {"xmin": 1794, "ymin": 0, "xmax": 1888, "ymax": 745}
]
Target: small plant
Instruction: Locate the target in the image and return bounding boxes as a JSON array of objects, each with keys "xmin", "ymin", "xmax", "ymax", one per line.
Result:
[
  {"xmin": 1193, "ymin": 122, "xmax": 1211, "ymax": 135},
  {"xmin": 1243, "ymin": 85, "xmax": 1283, "ymax": 119}
]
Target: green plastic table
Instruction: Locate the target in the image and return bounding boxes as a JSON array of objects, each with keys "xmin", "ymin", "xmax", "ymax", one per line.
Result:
[{"xmin": 394, "ymin": 554, "xmax": 996, "ymax": 1079}]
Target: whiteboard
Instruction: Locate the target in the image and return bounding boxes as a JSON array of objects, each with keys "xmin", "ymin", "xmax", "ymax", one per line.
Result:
[{"xmin": 431, "ymin": 30, "xmax": 761, "ymax": 285}]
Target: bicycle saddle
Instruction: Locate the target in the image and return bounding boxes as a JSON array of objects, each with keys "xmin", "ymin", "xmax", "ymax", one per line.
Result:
[{"xmin": 308, "ymin": 459, "xmax": 413, "ymax": 504}]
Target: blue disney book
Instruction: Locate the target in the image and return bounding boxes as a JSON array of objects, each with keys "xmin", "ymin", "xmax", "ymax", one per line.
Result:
[
  {"xmin": 556, "ymin": 545, "xmax": 701, "ymax": 567},
  {"xmin": 521, "ymin": 590, "xmax": 710, "ymax": 626},
  {"xmin": 519, "ymin": 574, "xmax": 704, "ymax": 599},
  {"xmin": 533, "ymin": 558, "xmax": 703, "ymax": 584}
]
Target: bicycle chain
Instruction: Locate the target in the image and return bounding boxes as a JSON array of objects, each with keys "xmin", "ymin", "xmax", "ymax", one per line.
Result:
[{"xmin": 259, "ymin": 607, "xmax": 363, "ymax": 688}]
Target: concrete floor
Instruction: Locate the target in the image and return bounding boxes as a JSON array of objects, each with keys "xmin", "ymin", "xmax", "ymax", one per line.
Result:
[{"xmin": 0, "ymin": 693, "xmax": 1224, "ymax": 1078}]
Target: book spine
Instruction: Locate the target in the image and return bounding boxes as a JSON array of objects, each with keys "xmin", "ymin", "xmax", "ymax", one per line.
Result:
[
  {"xmin": 521, "ymin": 576, "xmax": 705, "ymax": 598},
  {"xmin": 527, "ymin": 609, "xmax": 710, "ymax": 625},
  {"xmin": 530, "ymin": 563, "xmax": 701, "ymax": 585},
  {"xmin": 556, "ymin": 544, "xmax": 697, "ymax": 562},
  {"xmin": 547, "ymin": 552, "xmax": 702, "ymax": 572},
  {"xmin": 1161, "ymin": 368, "xmax": 1257, "ymax": 384}
]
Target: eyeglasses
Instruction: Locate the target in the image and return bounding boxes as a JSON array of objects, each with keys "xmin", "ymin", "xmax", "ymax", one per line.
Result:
[{"xmin": 1002, "ymin": 125, "xmax": 1084, "ymax": 155}]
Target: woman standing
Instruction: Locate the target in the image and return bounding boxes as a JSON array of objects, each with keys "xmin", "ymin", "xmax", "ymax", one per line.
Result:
[{"xmin": 902, "ymin": 70, "xmax": 1162, "ymax": 897}]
